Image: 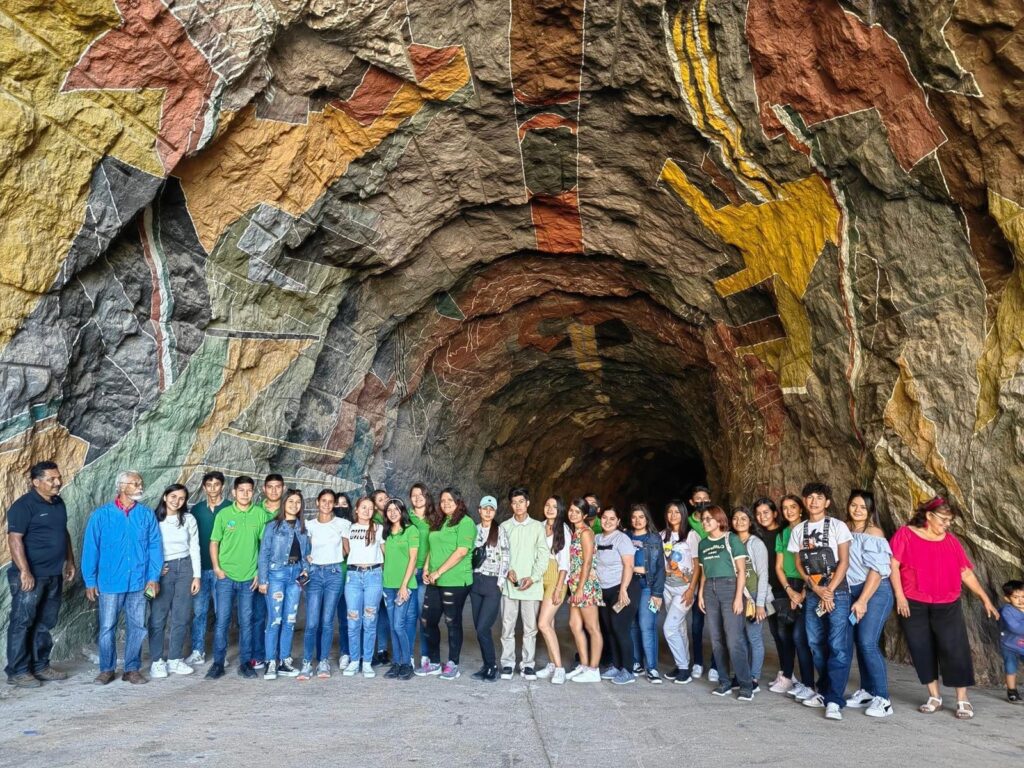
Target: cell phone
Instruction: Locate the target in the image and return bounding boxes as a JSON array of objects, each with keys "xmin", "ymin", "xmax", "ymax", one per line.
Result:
[
  {"xmin": 144, "ymin": 586, "xmax": 156, "ymax": 600},
  {"xmin": 296, "ymin": 573, "xmax": 309, "ymax": 588},
  {"xmin": 815, "ymin": 602, "xmax": 827, "ymax": 617},
  {"xmin": 848, "ymin": 611, "xmax": 859, "ymax": 625},
  {"xmin": 612, "ymin": 596, "xmax": 630, "ymax": 613},
  {"xmin": 648, "ymin": 598, "xmax": 658, "ymax": 614}
]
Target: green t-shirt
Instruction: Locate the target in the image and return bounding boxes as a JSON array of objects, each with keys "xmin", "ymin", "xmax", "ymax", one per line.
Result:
[
  {"xmin": 427, "ymin": 516, "xmax": 476, "ymax": 587},
  {"xmin": 589, "ymin": 518, "xmax": 603, "ymax": 534},
  {"xmin": 410, "ymin": 512, "xmax": 430, "ymax": 569},
  {"xmin": 776, "ymin": 526, "xmax": 802, "ymax": 580},
  {"xmin": 210, "ymin": 503, "xmax": 273, "ymax": 581},
  {"xmin": 192, "ymin": 498, "xmax": 230, "ymax": 571},
  {"xmin": 698, "ymin": 533, "xmax": 747, "ymax": 579},
  {"xmin": 383, "ymin": 525, "xmax": 421, "ymax": 589}
]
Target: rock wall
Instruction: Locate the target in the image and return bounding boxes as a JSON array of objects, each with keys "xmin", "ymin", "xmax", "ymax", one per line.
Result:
[{"xmin": 0, "ymin": 0, "xmax": 1021, "ymax": 678}]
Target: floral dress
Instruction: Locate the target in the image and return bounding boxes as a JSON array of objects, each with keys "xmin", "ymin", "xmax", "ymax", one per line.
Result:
[{"xmin": 567, "ymin": 528, "xmax": 603, "ymax": 607}]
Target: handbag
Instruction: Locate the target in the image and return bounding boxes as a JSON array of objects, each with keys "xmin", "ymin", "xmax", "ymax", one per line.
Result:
[
  {"xmin": 471, "ymin": 544, "xmax": 487, "ymax": 570},
  {"xmin": 772, "ymin": 596, "xmax": 796, "ymax": 625}
]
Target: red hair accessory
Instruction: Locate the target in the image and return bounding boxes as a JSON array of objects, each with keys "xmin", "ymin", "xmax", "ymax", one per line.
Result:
[{"xmin": 923, "ymin": 496, "xmax": 946, "ymax": 512}]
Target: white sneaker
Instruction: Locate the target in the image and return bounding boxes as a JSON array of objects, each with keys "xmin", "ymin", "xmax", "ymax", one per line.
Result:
[
  {"xmin": 185, "ymin": 651, "xmax": 205, "ymax": 665},
  {"xmin": 166, "ymin": 659, "xmax": 194, "ymax": 676},
  {"xmin": 770, "ymin": 675, "xmax": 794, "ymax": 694},
  {"xmin": 535, "ymin": 663, "xmax": 556, "ymax": 680},
  {"xmin": 338, "ymin": 654, "xmax": 351, "ymax": 669},
  {"xmin": 149, "ymin": 660, "xmax": 168, "ymax": 679},
  {"xmin": 825, "ymin": 702, "xmax": 843, "ymax": 720},
  {"xmin": 845, "ymin": 688, "xmax": 873, "ymax": 708},
  {"xmin": 263, "ymin": 661, "xmax": 278, "ymax": 680},
  {"xmin": 691, "ymin": 664, "xmax": 703, "ymax": 679},
  {"xmin": 342, "ymin": 660, "xmax": 360, "ymax": 676},
  {"xmin": 570, "ymin": 667, "xmax": 601, "ymax": 683},
  {"xmin": 802, "ymin": 693, "xmax": 826, "ymax": 708},
  {"xmin": 865, "ymin": 696, "xmax": 893, "ymax": 718},
  {"xmin": 707, "ymin": 668, "xmax": 719, "ymax": 683},
  {"xmin": 792, "ymin": 682, "xmax": 815, "ymax": 701},
  {"xmin": 363, "ymin": 665, "xmax": 376, "ymax": 678},
  {"xmin": 551, "ymin": 667, "xmax": 566, "ymax": 685},
  {"xmin": 565, "ymin": 665, "xmax": 584, "ymax": 680}
]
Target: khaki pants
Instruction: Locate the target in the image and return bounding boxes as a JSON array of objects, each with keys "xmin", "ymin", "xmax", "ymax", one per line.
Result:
[{"xmin": 500, "ymin": 596, "xmax": 540, "ymax": 669}]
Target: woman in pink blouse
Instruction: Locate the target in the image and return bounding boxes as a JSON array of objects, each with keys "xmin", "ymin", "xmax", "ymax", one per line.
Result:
[{"xmin": 890, "ymin": 497, "xmax": 999, "ymax": 720}]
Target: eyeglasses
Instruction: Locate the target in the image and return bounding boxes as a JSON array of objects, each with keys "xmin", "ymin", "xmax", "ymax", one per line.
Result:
[{"xmin": 928, "ymin": 512, "xmax": 954, "ymax": 525}]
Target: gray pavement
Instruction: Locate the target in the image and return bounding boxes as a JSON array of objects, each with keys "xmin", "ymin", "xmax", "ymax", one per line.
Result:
[{"xmin": 0, "ymin": 613, "xmax": 1019, "ymax": 768}]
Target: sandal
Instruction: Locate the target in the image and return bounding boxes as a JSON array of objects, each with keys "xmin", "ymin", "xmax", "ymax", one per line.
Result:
[
  {"xmin": 919, "ymin": 696, "xmax": 942, "ymax": 713},
  {"xmin": 955, "ymin": 700, "xmax": 974, "ymax": 720}
]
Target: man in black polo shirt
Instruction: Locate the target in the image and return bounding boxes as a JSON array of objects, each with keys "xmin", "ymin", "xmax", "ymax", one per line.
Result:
[{"xmin": 5, "ymin": 461, "xmax": 76, "ymax": 688}]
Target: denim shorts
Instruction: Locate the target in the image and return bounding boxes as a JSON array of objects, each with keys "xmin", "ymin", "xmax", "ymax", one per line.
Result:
[{"xmin": 1003, "ymin": 647, "xmax": 1024, "ymax": 675}]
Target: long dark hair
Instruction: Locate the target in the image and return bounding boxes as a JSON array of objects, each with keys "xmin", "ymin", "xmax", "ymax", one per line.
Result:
[
  {"xmin": 779, "ymin": 494, "xmax": 808, "ymax": 525},
  {"xmin": 410, "ymin": 482, "xmax": 436, "ymax": 524},
  {"xmin": 545, "ymin": 496, "xmax": 567, "ymax": 554},
  {"xmin": 845, "ymin": 489, "xmax": 880, "ymax": 532},
  {"xmin": 383, "ymin": 498, "xmax": 411, "ymax": 539},
  {"xmin": 662, "ymin": 499, "xmax": 689, "ymax": 543},
  {"xmin": 907, "ymin": 496, "xmax": 954, "ymax": 528},
  {"xmin": 629, "ymin": 503, "xmax": 658, "ymax": 539},
  {"xmin": 568, "ymin": 497, "xmax": 591, "ymax": 531},
  {"xmin": 434, "ymin": 487, "xmax": 468, "ymax": 531},
  {"xmin": 155, "ymin": 484, "xmax": 189, "ymax": 527},
  {"xmin": 334, "ymin": 492, "xmax": 353, "ymax": 522},
  {"xmin": 272, "ymin": 489, "xmax": 307, "ymax": 534},
  {"xmin": 751, "ymin": 497, "xmax": 780, "ymax": 529},
  {"xmin": 730, "ymin": 505, "xmax": 764, "ymax": 539}
]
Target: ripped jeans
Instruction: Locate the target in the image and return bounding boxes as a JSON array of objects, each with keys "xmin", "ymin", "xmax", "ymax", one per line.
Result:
[
  {"xmin": 263, "ymin": 563, "xmax": 303, "ymax": 663},
  {"xmin": 345, "ymin": 566, "xmax": 384, "ymax": 663},
  {"xmin": 422, "ymin": 584, "xmax": 471, "ymax": 665}
]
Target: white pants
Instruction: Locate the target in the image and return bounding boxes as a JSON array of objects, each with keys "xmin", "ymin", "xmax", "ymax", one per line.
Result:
[
  {"xmin": 663, "ymin": 582, "xmax": 692, "ymax": 670},
  {"xmin": 500, "ymin": 596, "xmax": 540, "ymax": 668}
]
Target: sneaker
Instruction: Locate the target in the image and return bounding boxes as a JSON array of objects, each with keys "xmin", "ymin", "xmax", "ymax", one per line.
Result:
[
  {"xmin": 338, "ymin": 654, "xmax": 350, "ymax": 669},
  {"xmin": 7, "ymin": 673, "xmax": 42, "ymax": 688},
  {"xmin": 362, "ymin": 665, "xmax": 376, "ymax": 679},
  {"xmin": 551, "ymin": 667, "xmax": 566, "ymax": 685},
  {"xmin": 372, "ymin": 650, "xmax": 390, "ymax": 667},
  {"xmin": 399, "ymin": 664, "xmax": 416, "ymax": 680},
  {"xmin": 419, "ymin": 655, "xmax": 428, "ymax": 669},
  {"xmin": 601, "ymin": 666, "xmax": 621, "ymax": 680},
  {"xmin": 770, "ymin": 675, "xmax": 794, "ymax": 694},
  {"xmin": 385, "ymin": 664, "xmax": 401, "ymax": 679},
  {"xmin": 250, "ymin": 659, "xmax": 265, "ymax": 671},
  {"xmin": 149, "ymin": 661, "xmax": 168, "ymax": 679},
  {"xmin": 730, "ymin": 676, "xmax": 740, "ymax": 690},
  {"xmin": 1009, "ymin": 688, "xmax": 1022, "ymax": 704},
  {"xmin": 769, "ymin": 670, "xmax": 783, "ymax": 687},
  {"xmin": 316, "ymin": 660, "xmax": 331, "ymax": 679},
  {"xmin": 802, "ymin": 693, "xmax": 826, "ymax": 708},
  {"xmin": 711, "ymin": 682, "xmax": 732, "ymax": 696},
  {"xmin": 483, "ymin": 666, "xmax": 498, "ymax": 682},
  {"xmin": 846, "ymin": 688, "xmax": 873, "ymax": 708},
  {"xmin": 500, "ymin": 666, "xmax": 514, "ymax": 680},
  {"xmin": 33, "ymin": 666, "xmax": 68, "ymax": 681},
  {"xmin": 204, "ymin": 663, "xmax": 225, "ymax": 680},
  {"xmin": 664, "ymin": 668, "xmax": 678, "ymax": 681},
  {"xmin": 535, "ymin": 663, "xmax": 556, "ymax": 680},
  {"xmin": 440, "ymin": 662, "xmax": 460, "ymax": 680},
  {"xmin": 612, "ymin": 670, "xmax": 636, "ymax": 685},
  {"xmin": 673, "ymin": 669, "xmax": 692, "ymax": 685},
  {"xmin": 570, "ymin": 667, "xmax": 601, "ymax": 683},
  {"xmin": 825, "ymin": 702, "xmax": 843, "ymax": 720},
  {"xmin": 521, "ymin": 666, "xmax": 537, "ymax": 681},
  {"xmin": 343, "ymin": 660, "xmax": 361, "ymax": 676},
  {"xmin": 471, "ymin": 666, "xmax": 490, "ymax": 681},
  {"xmin": 263, "ymin": 661, "xmax": 278, "ymax": 680},
  {"xmin": 565, "ymin": 665, "xmax": 585, "ymax": 680},
  {"xmin": 751, "ymin": 680, "xmax": 760, "ymax": 694},
  {"xmin": 414, "ymin": 661, "xmax": 442, "ymax": 677},
  {"xmin": 708, "ymin": 668, "xmax": 720, "ymax": 683},
  {"xmin": 297, "ymin": 662, "xmax": 313, "ymax": 681},
  {"xmin": 166, "ymin": 659, "xmax": 194, "ymax": 676},
  {"xmin": 631, "ymin": 663, "xmax": 645, "ymax": 675},
  {"xmin": 865, "ymin": 696, "xmax": 894, "ymax": 718},
  {"xmin": 792, "ymin": 682, "xmax": 815, "ymax": 701},
  {"xmin": 646, "ymin": 669, "xmax": 663, "ymax": 684},
  {"xmin": 738, "ymin": 688, "xmax": 754, "ymax": 701},
  {"xmin": 185, "ymin": 650, "xmax": 205, "ymax": 665},
  {"xmin": 691, "ymin": 664, "xmax": 703, "ymax": 680},
  {"xmin": 278, "ymin": 661, "xmax": 299, "ymax": 677}
]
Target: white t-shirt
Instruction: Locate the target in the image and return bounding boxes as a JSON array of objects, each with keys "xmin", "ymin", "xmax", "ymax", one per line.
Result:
[
  {"xmin": 547, "ymin": 524, "xmax": 571, "ymax": 573},
  {"xmin": 662, "ymin": 530, "xmax": 694, "ymax": 588},
  {"xmin": 307, "ymin": 517, "xmax": 350, "ymax": 565},
  {"xmin": 786, "ymin": 517, "xmax": 853, "ymax": 561},
  {"xmin": 686, "ymin": 530, "xmax": 702, "ymax": 570},
  {"xmin": 345, "ymin": 522, "xmax": 384, "ymax": 566}
]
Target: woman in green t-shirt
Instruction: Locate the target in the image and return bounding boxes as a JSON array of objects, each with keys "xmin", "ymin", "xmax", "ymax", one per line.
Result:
[
  {"xmin": 697, "ymin": 505, "xmax": 751, "ymax": 700},
  {"xmin": 415, "ymin": 487, "xmax": 476, "ymax": 680},
  {"xmin": 773, "ymin": 494, "xmax": 816, "ymax": 701},
  {"xmin": 382, "ymin": 499, "xmax": 419, "ymax": 681}
]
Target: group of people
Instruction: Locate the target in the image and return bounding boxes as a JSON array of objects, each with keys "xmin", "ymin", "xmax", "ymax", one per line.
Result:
[{"xmin": 5, "ymin": 462, "xmax": 1024, "ymax": 723}]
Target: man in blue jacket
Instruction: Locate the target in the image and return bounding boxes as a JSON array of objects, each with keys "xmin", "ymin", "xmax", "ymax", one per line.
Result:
[{"xmin": 81, "ymin": 470, "xmax": 163, "ymax": 685}]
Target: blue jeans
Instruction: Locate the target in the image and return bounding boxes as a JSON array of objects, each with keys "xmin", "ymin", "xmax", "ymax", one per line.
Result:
[
  {"xmin": 251, "ymin": 587, "xmax": 267, "ymax": 663},
  {"xmin": 214, "ymin": 577, "xmax": 254, "ymax": 666},
  {"xmin": 408, "ymin": 568, "xmax": 425, "ymax": 659},
  {"xmin": 330, "ymin": 566, "xmax": 349, "ymax": 658},
  {"xmin": 376, "ymin": 595, "xmax": 391, "ymax": 654},
  {"xmin": 5, "ymin": 573, "xmax": 62, "ymax": 677},
  {"xmin": 630, "ymin": 578, "xmax": 659, "ymax": 670},
  {"xmin": 804, "ymin": 588, "xmax": 853, "ymax": 707},
  {"xmin": 851, "ymin": 578, "xmax": 893, "ymax": 698},
  {"xmin": 745, "ymin": 616, "xmax": 765, "ymax": 680},
  {"xmin": 383, "ymin": 587, "xmax": 416, "ymax": 666},
  {"xmin": 345, "ymin": 567, "xmax": 384, "ymax": 662},
  {"xmin": 190, "ymin": 569, "xmax": 218, "ymax": 656},
  {"xmin": 303, "ymin": 564, "xmax": 344, "ymax": 662},
  {"xmin": 264, "ymin": 563, "xmax": 302, "ymax": 662},
  {"xmin": 1004, "ymin": 648, "xmax": 1023, "ymax": 675},
  {"xmin": 98, "ymin": 590, "xmax": 147, "ymax": 673}
]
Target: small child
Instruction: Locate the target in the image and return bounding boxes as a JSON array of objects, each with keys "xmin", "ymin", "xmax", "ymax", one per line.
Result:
[{"xmin": 1000, "ymin": 579, "xmax": 1024, "ymax": 703}]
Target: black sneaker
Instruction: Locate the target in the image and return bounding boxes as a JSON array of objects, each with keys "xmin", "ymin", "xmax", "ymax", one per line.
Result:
[
  {"xmin": 711, "ymin": 682, "xmax": 732, "ymax": 696},
  {"xmin": 500, "ymin": 666, "xmax": 514, "ymax": 680},
  {"xmin": 632, "ymin": 663, "xmax": 645, "ymax": 675},
  {"xmin": 522, "ymin": 667, "xmax": 537, "ymax": 681},
  {"xmin": 277, "ymin": 662, "xmax": 299, "ymax": 677},
  {"xmin": 205, "ymin": 663, "xmax": 225, "ymax": 680},
  {"xmin": 250, "ymin": 659, "xmax": 265, "ymax": 671},
  {"xmin": 238, "ymin": 664, "xmax": 257, "ymax": 679},
  {"xmin": 470, "ymin": 666, "xmax": 489, "ymax": 681},
  {"xmin": 664, "ymin": 668, "xmax": 678, "ymax": 681},
  {"xmin": 730, "ymin": 676, "xmax": 740, "ymax": 690},
  {"xmin": 385, "ymin": 664, "xmax": 401, "ymax": 679},
  {"xmin": 484, "ymin": 666, "xmax": 498, "ymax": 682},
  {"xmin": 398, "ymin": 664, "xmax": 415, "ymax": 681},
  {"xmin": 751, "ymin": 679, "xmax": 760, "ymax": 694},
  {"xmin": 371, "ymin": 650, "xmax": 390, "ymax": 667},
  {"xmin": 1009, "ymin": 688, "xmax": 1021, "ymax": 703},
  {"xmin": 738, "ymin": 688, "xmax": 754, "ymax": 702},
  {"xmin": 673, "ymin": 668, "xmax": 692, "ymax": 685},
  {"xmin": 646, "ymin": 669, "xmax": 663, "ymax": 684}
]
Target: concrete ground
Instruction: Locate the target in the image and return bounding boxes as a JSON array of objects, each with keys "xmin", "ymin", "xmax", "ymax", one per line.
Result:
[{"xmin": 0, "ymin": 611, "xmax": 1020, "ymax": 768}]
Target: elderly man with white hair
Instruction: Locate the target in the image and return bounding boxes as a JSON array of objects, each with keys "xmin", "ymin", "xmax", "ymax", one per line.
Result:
[{"xmin": 81, "ymin": 470, "xmax": 163, "ymax": 685}]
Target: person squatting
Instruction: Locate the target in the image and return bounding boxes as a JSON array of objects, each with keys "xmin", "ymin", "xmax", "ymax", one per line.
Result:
[{"xmin": 6, "ymin": 463, "xmax": 1021, "ymax": 723}]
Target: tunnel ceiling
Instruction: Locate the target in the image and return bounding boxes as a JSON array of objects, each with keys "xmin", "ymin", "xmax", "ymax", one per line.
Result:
[{"xmin": 1, "ymin": 0, "xmax": 1023, "ymax": 660}]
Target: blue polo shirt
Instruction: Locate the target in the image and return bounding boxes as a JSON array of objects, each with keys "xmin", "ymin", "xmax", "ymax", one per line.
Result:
[
  {"xmin": 6, "ymin": 489, "xmax": 68, "ymax": 577},
  {"xmin": 81, "ymin": 501, "xmax": 163, "ymax": 593}
]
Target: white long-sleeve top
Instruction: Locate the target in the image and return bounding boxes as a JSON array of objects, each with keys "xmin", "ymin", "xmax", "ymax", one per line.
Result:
[
  {"xmin": 159, "ymin": 513, "xmax": 201, "ymax": 578},
  {"xmin": 547, "ymin": 524, "xmax": 571, "ymax": 573}
]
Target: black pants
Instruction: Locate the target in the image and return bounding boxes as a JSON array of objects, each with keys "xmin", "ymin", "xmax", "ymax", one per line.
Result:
[
  {"xmin": 422, "ymin": 583, "xmax": 471, "ymax": 665},
  {"xmin": 773, "ymin": 579, "xmax": 815, "ymax": 683},
  {"xmin": 4, "ymin": 572, "xmax": 62, "ymax": 677},
  {"xmin": 470, "ymin": 574, "xmax": 501, "ymax": 667},
  {"xmin": 599, "ymin": 580, "xmax": 640, "ymax": 670},
  {"xmin": 900, "ymin": 599, "xmax": 974, "ymax": 688}
]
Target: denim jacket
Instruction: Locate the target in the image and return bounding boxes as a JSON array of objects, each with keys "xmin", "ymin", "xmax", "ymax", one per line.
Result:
[
  {"xmin": 257, "ymin": 520, "xmax": 311, "ymax": 585},
  {"xmin": 635, "ymin": 531, "xmax": 666, "ymax": 599}
]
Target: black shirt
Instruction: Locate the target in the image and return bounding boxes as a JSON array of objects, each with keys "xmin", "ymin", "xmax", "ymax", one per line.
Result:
[
  {"xmin": 6, "ymin": 489, "xmax": 68, "ymax": 577},
  {"xmin": 288, "ymin": 522, "xmax": 301, "ymax": 563}
]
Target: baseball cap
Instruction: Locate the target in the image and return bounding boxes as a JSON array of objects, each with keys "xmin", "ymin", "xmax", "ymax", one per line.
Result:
[{"xmin": 479, "ymin": 495, "xmax": 498, "ymax": 509}]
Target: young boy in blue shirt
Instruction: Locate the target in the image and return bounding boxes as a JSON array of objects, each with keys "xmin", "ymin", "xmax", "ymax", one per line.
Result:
[{"xmin": 1000, "ymin": 580, "xmax": 1024, "ymax": 703}]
